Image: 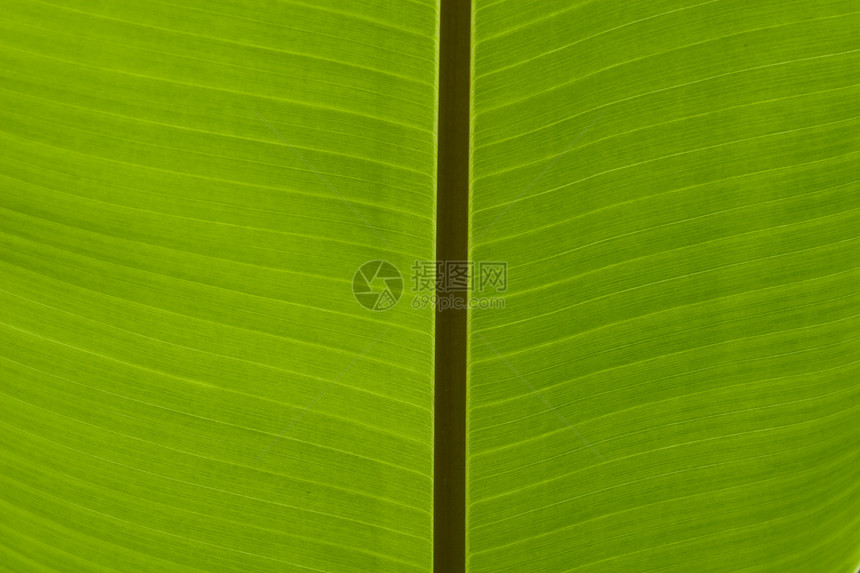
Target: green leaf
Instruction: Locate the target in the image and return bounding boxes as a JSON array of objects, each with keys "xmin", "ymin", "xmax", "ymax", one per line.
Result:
[
  {"xmin": 0, "ymin": 1, "xmax": 437, "ymax": 571},
  {"xmin": 468, "ymin": 1, "xmax": 860, "ymax": 571},
  {"xmin": 4, "ymin": 1, "xmax": 860, "ymax": 572}
]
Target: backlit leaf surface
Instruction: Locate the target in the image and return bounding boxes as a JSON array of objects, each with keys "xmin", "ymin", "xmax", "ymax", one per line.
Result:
[
  {"xmin": 0, "ymin": 1, "xmax": 439, "ymax": 571},
  {"xmin": 468, "ymin": 1, "xmax": 860, "ymax": 571}
]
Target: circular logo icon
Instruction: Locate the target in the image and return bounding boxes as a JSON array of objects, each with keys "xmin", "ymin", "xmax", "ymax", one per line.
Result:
[{"xmin": 352, "ymin": 260, "xmax": 403, "ymax": 311}]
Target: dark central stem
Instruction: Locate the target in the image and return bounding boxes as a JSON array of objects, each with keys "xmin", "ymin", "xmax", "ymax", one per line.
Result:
[{"xmin": 434, "ymin": 0, "xmax": 470, "ymax": 571}]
